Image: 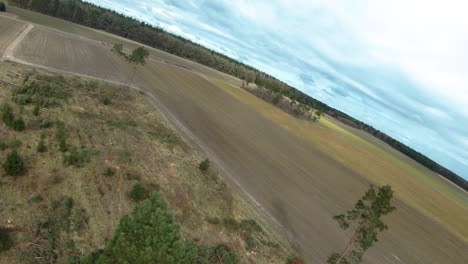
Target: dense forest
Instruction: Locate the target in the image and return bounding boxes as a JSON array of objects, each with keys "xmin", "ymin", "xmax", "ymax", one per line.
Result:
[{"xmin": 8, "ymin": 0, "xmax": 467, "ymax": 191}]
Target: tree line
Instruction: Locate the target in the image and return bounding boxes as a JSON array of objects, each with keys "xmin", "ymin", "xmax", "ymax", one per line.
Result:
[{"xmin": 8, "ymin": 0, "xmax": 467, "ymax": 191}]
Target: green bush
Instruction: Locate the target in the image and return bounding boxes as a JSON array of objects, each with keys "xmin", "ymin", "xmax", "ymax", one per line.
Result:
[
  {"xmin": 0, "ymin": 141, "xmax": 7, "ymax": 151},
  {"xmin": 3, "ymin": 150, "xmax": 25, "ymax": 176},
  {"xmin": 13, "ymin": 118, "xmax": 26, "ymax": 131},
  {"xmin": 37, "ymin": 133, "xmax": 47, "ymax": 152},
  {"xmin": 56, "ymin": 121, "xmax": 68, "ymax": 152},
  {"xmin": 63, "ymin": 148, "xmax": 98, "ymax": 168},
  {"xmin": 102, "ymin": 97, "xmax": 112, "ymax": 105},
  {"xmin": 0, "ymin": 2, "xmax": 5, "ymax": 12},
  {"xmin": 32, "ymin": 105, "xmax": 40, "ymax": 116},
  {"xmin": 9, "ymin": 139, "xmax": 22, "ymax": 149},
  {"xmin": 0, "ymin": 231, "xmax": 12, "ymax": 252},
  {"xmin": 84, "ymin": 192, "xmax": 198, "ymax": 263},
  {"xmin": 103, "ymin": 167, "xmax": 115, "ymax": 177},
  {"xmin": 199, "ymin": 158, "xmax": 210, "ymax": 172},
  {"xmin": 1, "ymin": 103, "xmax": 14, "ymax": 126},
  {"xmin": 129, "ymin": 183, "xmax": 148, "ymax": 202},
  {"xmin": 197, "ymin": 244, "xmax": 237, "ymax": 264}
]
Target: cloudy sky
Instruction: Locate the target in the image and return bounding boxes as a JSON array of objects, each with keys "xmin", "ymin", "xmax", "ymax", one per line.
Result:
[{"xmin": 85, "ymin": 0, "xmax": 468, "ymax": 179}]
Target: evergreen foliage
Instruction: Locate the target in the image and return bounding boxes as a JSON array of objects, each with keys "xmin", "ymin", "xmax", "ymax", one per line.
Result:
[
  {"xmin": 1, "ymin": 103, "xmax": 14, "ymax": 126},
  {"xmin": 12, "ymin": 118, "xmax": 26, "ymax": 131},
  {"xmin": 37, "ymin": 132, "xmax": 47, "ymax": 152},
  {"xmin": 328, "ymin": 185, "xmax": 396, "ymax": 264},
  {"xmin": 0, "ymin": 230, "xmax": 12, "ymax": 252},
  {"xmin": 129, "ymin": 183, "xmax": 148, "ymax": 202},
  {"xmin": 84, "ymin": 192, "xmax": 198, "ymax": 264},
  {"xmin": 199, "ymin": 159, "xmax": 210, "ymax": 172},
  {"xmin": 2, "ymin": 150, "xmax": 25, "ymax": 176}
]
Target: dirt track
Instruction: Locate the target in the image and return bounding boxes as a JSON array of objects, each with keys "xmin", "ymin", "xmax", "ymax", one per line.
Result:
[{"xmin": 2, "ymin": 15, "xmax": 467, "ymax": 263}]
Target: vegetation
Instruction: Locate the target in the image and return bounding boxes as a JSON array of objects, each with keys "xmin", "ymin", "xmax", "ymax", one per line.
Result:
[
  {"xmin": 328, "ymin": 185, "xmax": 396, "ymax": 264},
  {"xmin": 37, "ymin": 132, "xmax": 46, "ymax": 152},
  {"xmin": 12, "ymin": 117, "xmax": 26, "ymax": 131},
  {"xmin": 1, "ymin": 103, "xmax": 14, "ymax": 126},
  {"xmin": 198, "ymin": 158, "xmax": 210, "ymax": 172},
  {"xmin": 0, "ymin": 230, "xmax": 13, "ymax": 252},
  {"xmin": 2, "ymin": 149, "xmax": 25, "ymax": 176},
  {"xmin": 8, "ymin": 0, "xmax": 466, "ymax": 190},
  {"xmin": 0, "ymin": 2, "xmax": 5, "ymax": 12},
  {"xmin": 128, "ymin": 183, "xmax": 149, "ymax": 202},
  {"xmin": 63, "ymin": 148, "xmax": 97, "ymax": 168},
  {"xmin": 82, "ymin": 192, "xmax": 198, "ymax": 263}
]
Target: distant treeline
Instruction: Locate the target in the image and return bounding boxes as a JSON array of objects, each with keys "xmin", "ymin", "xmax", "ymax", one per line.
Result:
[{"xmin": 9, "ymin": 0, "xmax": 467, "ymax": 191}]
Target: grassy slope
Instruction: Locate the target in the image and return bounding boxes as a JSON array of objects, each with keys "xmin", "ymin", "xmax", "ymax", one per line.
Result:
[
  {"xmin": 0, "ymin": 62, "xmax": 297, "ymax": 264},
  {"xmin": 205, "ymin": 77, "xmax": 468, "ymax": 240}
]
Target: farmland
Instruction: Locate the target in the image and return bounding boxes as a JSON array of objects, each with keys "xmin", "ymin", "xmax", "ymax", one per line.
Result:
[
  {"xmin": 0, "ymin": 14, "xmax": 25, "ymax": 56},
  {"xmin": 1, "ymin": 7, "xmax": 468, "ymax": 264}
]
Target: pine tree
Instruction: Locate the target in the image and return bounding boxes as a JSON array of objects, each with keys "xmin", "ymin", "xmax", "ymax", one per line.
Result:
[
  {"xmin": 3, "ymin": 150, "xmax": 25, "ymax": 176},
  {"xmin": 89, "ymin": 192, "xmax": 198, "ymax": 263},
  {"xmin": 1, "ymin": 103, "xmax": 14, "ymax": 126},
  {"xmin": 328, "ymin": 185, "xmax": 396, "ymax": 264}
]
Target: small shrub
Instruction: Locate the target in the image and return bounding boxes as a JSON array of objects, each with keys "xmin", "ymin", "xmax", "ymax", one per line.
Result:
[
  {"xmin": 0, "ymin": 231, "xmax": 13, "ymax": 252},
  {"xmin": 198, "ymin": 244, "xmax": 238, "ymax": 264},
  {"xmin": 102, "ymin": 97, "xmax": 112, "ymax": 105},
  {"xmin": 9, "ymin": 139, "xmax": 22, "ymax": 149},
  {"xmin": 12, "ymin": 118, "xmax": 26, "ymax": 131},
  {"xmin": 29, "ymin": 118, "xmax": 54, "ymax": 129},
  {"xmin": 32, "ymin": 105, "xmax": 40, "ymax": 116},
  {"xmin": 0, "ymin": 2, "xmax": 5, "ymax": 12},
  {"xmin": 222, "ymin": 217, "xmax": 240, "ymax": 232},
  {"xmin": 287, "ymin": 257, "xmax": 305, "ymax": 264},
  {"xmin": 198, "ymin": 158, "xmax": 210, "ymax": 172},
  {"xmin": 59, "ymin": 138, "xmax": 68, "ymax": 152},
  {"xmin": 2, "ymin": 150, "xmax": 25, "ymax": 176},
  {"xmin": 1, "ymin": 103, "xmax": 14, "ymax": 126},
  {"xmin": 125, "ymin": 171, "xmax": 141, "ymax": 180},
  {"xmin": 129, "ymin": 183, "xmax": 148, "ymax": 202},
  {"xmin": 56, "ymin": 121, "xmax": 68, "ymax": 152},
  {"xmin": 63, "ymin": 148, "xmax": 98, "ymax": 168},
  {"xmin": 116, "ymin": 149, "xmax": 132, "ymax": 164},
  {"xmin": 103, "ymin": 166, "xmax": 116, "ymax": 177},
  {"xmin": 29, "ymin": 195, "xmax": 43, "ymax": 203},
  {"xmin": 37, "ymin": 133, "xmax": 47, "ymax": 152},
  {"xmin": 0, "ymin": 141, "xmax": 7, "ymax": 151}
]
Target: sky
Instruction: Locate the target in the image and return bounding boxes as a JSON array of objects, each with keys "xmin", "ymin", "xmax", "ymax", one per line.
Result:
[{"xmin": 85, "ymin": 0, "xmax": 468, "ymax": 180}]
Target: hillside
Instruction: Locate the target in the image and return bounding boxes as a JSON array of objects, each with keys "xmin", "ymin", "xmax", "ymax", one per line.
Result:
[{"xmin": 0, "ymin": 62, "xmax": 299, "ymax": 263}]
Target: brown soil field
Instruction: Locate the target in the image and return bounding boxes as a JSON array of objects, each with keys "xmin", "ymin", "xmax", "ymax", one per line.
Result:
[
  {"xmin": 6, "ymin": 15, "xmax": 468, "ymax": 264},
  {"xmin": 0, "ymin": 15, "xmax": 25, "ymax": 56},
  {"xmin": 12, "ymin": 27, "xmax": 128, "ymax": 83}
]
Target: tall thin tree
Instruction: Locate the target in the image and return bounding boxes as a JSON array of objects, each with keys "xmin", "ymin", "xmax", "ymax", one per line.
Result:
[{"xmin": 328, "ymin": 184, "xmax": 396, "ymax": 264}]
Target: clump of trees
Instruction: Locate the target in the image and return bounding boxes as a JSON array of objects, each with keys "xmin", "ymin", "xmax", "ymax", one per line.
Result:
[{"xmin": 328, "ymin": 185, "xmax": 396, "ymax": 264}]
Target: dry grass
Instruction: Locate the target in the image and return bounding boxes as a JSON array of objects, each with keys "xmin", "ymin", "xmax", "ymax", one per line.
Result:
[{"xmin": 0, "ymin": 62, "xmax": 296, "ymax": 264}]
